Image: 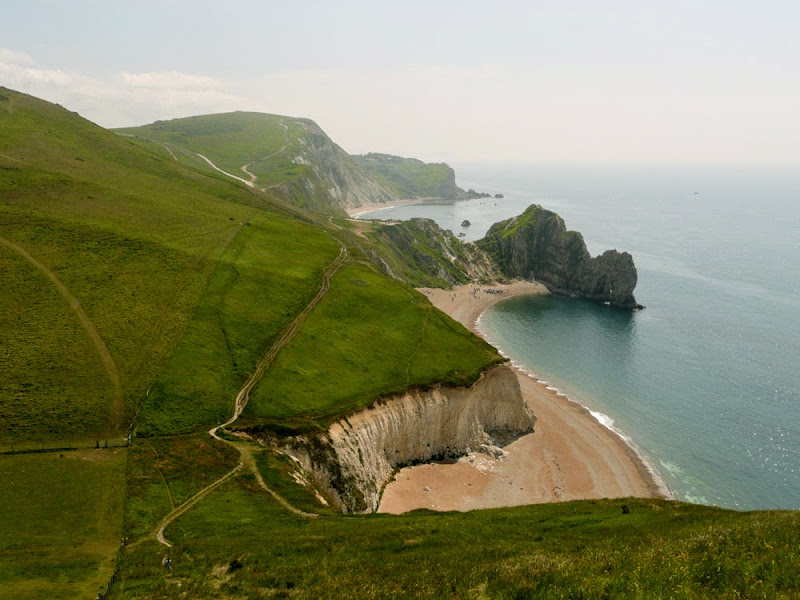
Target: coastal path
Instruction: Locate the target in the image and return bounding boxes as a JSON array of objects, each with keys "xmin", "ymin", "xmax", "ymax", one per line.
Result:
[{"xmin": 154, "ymin": 243, "xmax": 348, "ymax": 548}]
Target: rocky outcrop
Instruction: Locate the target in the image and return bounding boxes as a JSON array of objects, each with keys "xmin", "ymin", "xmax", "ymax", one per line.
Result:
[
  {"xmin": 367, "ymin": 218, "xmax": 500, "ymax": 287},
  {"xmin": 270, "ymin": 120, "xmax": 396, "ymax": 213},
  {"xmin": 289, "ymin": 365, "xmax": 534, "ymax": 513},
  {"xmin": 477, "ymin": 204, "xmax": 642, "ymax": 309}
]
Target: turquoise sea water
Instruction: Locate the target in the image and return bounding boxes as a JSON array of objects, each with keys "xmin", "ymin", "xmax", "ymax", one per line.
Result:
[{"xmin": 359, "ymin": 164, "xmax": 800, "ymax": 510}]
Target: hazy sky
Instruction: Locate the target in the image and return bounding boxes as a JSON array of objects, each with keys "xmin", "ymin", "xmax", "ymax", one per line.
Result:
[{"xmin": 2, "ymin": 1, "xmax": 798, "ymax": 163}]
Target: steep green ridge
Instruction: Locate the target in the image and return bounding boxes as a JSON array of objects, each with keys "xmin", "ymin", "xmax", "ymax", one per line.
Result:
[
  {"xmin": 1, "ymin": 88, "xmax": 258, "ymax": 445},
  {"xmin": 116, "ymin": 112, "xmax": 396, "ymax": 214},
  {"xmin": 353, "ymin": 152, "xmax": 465, "ymax": 199}
]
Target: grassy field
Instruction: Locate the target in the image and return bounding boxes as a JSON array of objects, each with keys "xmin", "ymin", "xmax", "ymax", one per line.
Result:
[
  {"xmin": 135, "ymin": 212, "xmax": 341, "ymax": 437},
  {"xmin": 0, "ymin": 449, "xmax": 126, "ymax": 600},
  {"xmin": 111, "ymin": 437, "xmax": 800, "ymax": 599},
  {"xmin": 240, "ymin": 261, "xmax": 503, "ymax": 434}
]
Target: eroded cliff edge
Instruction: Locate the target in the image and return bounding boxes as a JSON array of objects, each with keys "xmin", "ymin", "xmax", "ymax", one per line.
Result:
[{"xmin": 288, "ymin": 365, "xmax": 534, "ymax": 513}]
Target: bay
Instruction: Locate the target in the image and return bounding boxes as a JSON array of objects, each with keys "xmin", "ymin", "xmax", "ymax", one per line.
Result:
[{"xmin": 358, "ymin": 164, "xmax": 800, "ymax": 510}]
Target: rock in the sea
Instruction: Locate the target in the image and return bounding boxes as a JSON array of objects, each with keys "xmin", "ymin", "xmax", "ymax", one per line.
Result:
[
  {"xmin": 477, "ymin": 204, "xmax": 642, "ymax": 309},
  {"xmin": 461, "ymin": 219, "xmax": 471, "ymax": 227}
]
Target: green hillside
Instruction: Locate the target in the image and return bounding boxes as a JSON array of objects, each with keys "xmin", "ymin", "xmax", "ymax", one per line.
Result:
[
  {"xmin": 353, "ymin": 152, "xmax": 464, "ymax": 199},
  {"xmin": 116, "ymin": 112, "xmax": 395, "ymax": 214},
  {"xmin": 112, "ymin": 434, "xmax": 800, "ymax": 599},
  {"xmin": 1, "ymin": 87, "xmax": 798, "ymax": 599},
  {"xmin": 0, "ymin": 88, "xmax": 505, "ymax": 598},
  {"xmin": 115, "ymin": 112, "xmax": 308, "ymax": 188}
]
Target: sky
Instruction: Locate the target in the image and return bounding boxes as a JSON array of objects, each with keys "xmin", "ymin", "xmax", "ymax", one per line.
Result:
[{"xmin": 1, "ymin": 0, "xmax": 799, "ymax": 164}]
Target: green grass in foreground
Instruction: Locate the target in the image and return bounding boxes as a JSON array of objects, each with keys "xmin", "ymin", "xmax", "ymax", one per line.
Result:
[
  {"xmin": 240, "ymin": 261, "xmax": 503, "ymax": 434},
  {"xmin": 0, "ymin": 449, "xmax": 126, "ymax": 600},
  {"xmin": 124, "ymin": 436, "xmax": 240, "ymax": 540},
  {"xmin": 113, "ymin": 439, "xmax": 800, "ymax": 599}
]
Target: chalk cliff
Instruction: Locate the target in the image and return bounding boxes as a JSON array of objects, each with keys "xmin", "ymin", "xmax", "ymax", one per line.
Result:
[
  {"xmin": 477, "ymin": 204, "xmax": 642, "ymax": 309},
  {"xmin": 290, "ymin": 365, "xmax": 534, "ymax": 513},
  {"xmin": 272, "ymin": 120, "xmax": 397, "ymax": 213}
]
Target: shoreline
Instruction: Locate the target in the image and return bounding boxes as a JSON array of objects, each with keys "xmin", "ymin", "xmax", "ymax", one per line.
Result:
[
  {"xmin": 346, "ymin": 197, "xmax": 436, "ymax": 218},
  {"xmin": 378, "ymin": 281, "xmax": 669, "ymax": 514}
]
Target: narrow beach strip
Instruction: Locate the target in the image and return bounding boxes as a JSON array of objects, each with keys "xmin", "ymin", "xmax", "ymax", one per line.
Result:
[
  {"xmin": 379, "ymin": 281, "xmax": 668, "ymax": 514},
  {"xmin": 345, "ymin": 197, "xmax": 430, "ymax": 218}
]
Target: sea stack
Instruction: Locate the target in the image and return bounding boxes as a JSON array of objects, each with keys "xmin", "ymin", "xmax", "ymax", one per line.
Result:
[{"xmin": 477, "ymin": 204, "xmax": 642, "ymax": 309}]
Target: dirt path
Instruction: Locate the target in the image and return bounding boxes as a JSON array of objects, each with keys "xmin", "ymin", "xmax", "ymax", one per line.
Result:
[
  {"xmin": 155, "ymin": 463, "xmax": 244, "ymax": 548},
  {"xmin": 116, "ymin": 133, "xmax": 177, "ymax": 161},
  {"xmin": 0, "ymin": 237, "xmax": 125, "ymax": 430},
  {"xmin": 154, "ymin": 244, "xmax": 348, "ymax": 548},
  {"xmin": 216, "ymin": 244, "xmax": 348, "ymax": 429},
  {"xmin": 240, "ymin": 162, "xmax": 258, "ymax": 184},
  {"xmin": 195, "ymin": 153, "xmax": 255, "ymax": 188}
]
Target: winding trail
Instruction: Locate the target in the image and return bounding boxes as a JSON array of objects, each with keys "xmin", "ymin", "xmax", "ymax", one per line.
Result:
[
  {"xmin": 154, "ymin": 243, "xmax": 348, "ymax": 547},
  {"xmin": 195, "ymin": 153, "xmax": 255, "ymax": 188},
  {"xmin": 155, "ymin": 464, "xmax": 244, "ymax": 548},
  {"xmin": 0, "ymin": 237, "xmax": 124, "ymax": 429}
]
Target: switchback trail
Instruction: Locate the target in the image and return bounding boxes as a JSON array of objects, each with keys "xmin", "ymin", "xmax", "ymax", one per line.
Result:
[
  {"xmin": 155, "ymin": 243, "xmax": 348, "ymax": 547},
  {"xmin": 196, "ymin": 153, "xmax": 255, "ymax": 188}
]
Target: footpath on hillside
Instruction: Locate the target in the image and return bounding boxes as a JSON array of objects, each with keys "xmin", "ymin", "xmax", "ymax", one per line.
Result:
[{"xmin": 154, "ymin": 244, "xmax": 348, "ymax": 548}]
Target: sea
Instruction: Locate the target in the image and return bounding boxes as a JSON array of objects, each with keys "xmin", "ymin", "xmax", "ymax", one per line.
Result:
[{"xmin": 357, "ymin": 164, "xmax": 800, "ymax": 511}]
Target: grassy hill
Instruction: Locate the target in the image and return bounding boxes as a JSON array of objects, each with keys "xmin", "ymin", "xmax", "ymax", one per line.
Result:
[
  {"xmin": 1, "ymin": 87, "xmax": 798, "ymax": 599},
  {"xmin": 116, "ymin": 113, "xmax": 396, "ymax": 214},
  {"xmin": 353, "ymin": 152, "xmax": 465, "ymax": 199}
]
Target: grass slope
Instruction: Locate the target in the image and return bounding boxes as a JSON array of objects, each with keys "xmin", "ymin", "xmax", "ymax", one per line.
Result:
[
  {"xmin": 240, "ymin": 261, "xmax": 502, "ymax": 434},
  {"xmin": 0, "ymin": 88, "xmax": 262, "ymax": 444},
  {"xmin": 115, "ymin": 112, "xmax": 311, "ymax": 188},
  {"xmin": 0, "ymin": 449, "xmax": 126, "ymax": 600},
  {"xmin": 137, "ymin": 213, "xmax": 341, "ymax": 437},
  {"xmin": 113, "ymin": 439, "xmax": 800, "ymax": 599}
]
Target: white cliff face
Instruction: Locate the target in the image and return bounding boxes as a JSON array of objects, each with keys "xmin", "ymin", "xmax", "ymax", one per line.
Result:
[{"xmin": 291, "ymin": 365, "xmax": 535, "ymax": 513}]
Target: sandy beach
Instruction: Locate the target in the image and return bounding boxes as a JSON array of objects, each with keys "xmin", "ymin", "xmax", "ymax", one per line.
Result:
[
  {"xmin": 346, "ymin": 198, "xmax": 429, "ymax": 218},
  {"xmin": 379, "ymin": 282, "xmax": 667, "ymax": 514}
]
